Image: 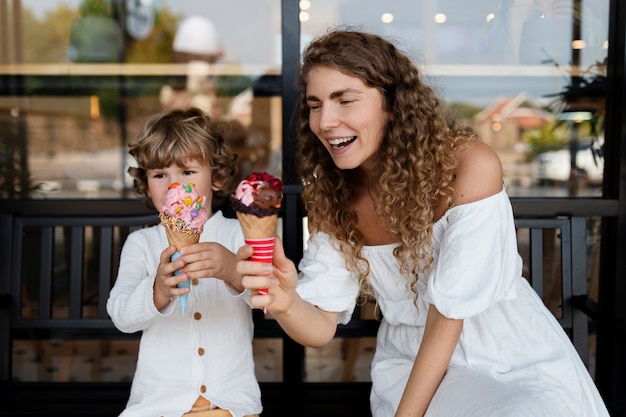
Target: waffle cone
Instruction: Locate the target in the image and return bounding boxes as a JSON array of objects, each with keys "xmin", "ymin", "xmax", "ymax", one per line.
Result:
[
  {"xmin": 165, "ymin": 227, "xmax": 200, "ymax": 250},
  {"xmin": 236, "ymin": 212, "xmax": 277, "ymax": 239}
]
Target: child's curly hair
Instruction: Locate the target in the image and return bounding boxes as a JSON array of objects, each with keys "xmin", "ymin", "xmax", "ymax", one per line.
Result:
[{"xmin": 127, "ymin": 107, "xmax": 238, "ymax": 209}]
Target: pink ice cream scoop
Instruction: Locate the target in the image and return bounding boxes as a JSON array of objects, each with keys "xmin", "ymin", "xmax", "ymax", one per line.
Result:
[{"xmin": 160, "ymin": 182, "xmax": 208, "ymax": 233}]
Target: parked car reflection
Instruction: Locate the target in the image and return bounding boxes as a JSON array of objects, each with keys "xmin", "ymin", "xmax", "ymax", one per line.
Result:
[{"xmin": 530, "ymin": 138, "xmax": 604, "ymax": 186}]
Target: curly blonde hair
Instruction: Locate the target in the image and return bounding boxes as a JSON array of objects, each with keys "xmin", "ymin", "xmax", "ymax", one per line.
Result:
[
  {"xmin": 128, "ymin": 107, "xmax": 238, "ymax": 209},
  {"xmin": 297, "ymin": 29, "xmax": 476, "ymax": 301}
]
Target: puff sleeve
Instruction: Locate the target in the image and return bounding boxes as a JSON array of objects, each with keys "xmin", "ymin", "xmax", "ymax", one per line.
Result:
[
  {"xmin": 296, "ymin": 233, "xmax": 360, "ymax": 324},
  {"xmin": 427, "ymin": 190, "xmax": 523, "ymax": 319}
]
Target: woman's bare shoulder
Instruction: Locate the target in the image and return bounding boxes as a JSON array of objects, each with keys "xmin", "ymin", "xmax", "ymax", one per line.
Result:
[{"xmin": 452, "ymin": 140, "xmax": 503, "ymax": 206}]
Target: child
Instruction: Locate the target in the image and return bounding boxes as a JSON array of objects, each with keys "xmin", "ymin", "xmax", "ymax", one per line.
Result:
[{"xmin": 107, "ymin": 107, "xmax": 261, "ymax": 417}]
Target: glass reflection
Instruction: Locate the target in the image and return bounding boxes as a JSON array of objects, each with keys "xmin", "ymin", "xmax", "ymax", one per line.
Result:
[
  {"xmin": 0, "ymin": 0, "xmax": 610, "ymax": 198},
  {"xmin": 1, "ymin": 0, "xmax": 282, "ymax": 199},
  {"xmin": 300, "ymin": 0, "xmax": 608, "ymax": 197}
]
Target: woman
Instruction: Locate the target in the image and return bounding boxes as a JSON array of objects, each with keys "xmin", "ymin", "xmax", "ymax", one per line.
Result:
[{"xmin": 237, "ymin": 29, "xmax": 609, "ymax": 417}]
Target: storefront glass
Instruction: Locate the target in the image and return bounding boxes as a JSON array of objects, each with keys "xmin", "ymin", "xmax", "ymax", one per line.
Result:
[
  {"xmin": 301, "ymin": 0, "xmax": 608, "ymax": 197},
  {"xmin": 1, "ymin": 0, "xmax": 282, "ymax": 199},
  {"xmin": 0, "ymin": 0, "xmax": 613, "ymax": 384},
  {"xmin": 0, "ymin": 0, "xmax": 612, "ymax": 200}
]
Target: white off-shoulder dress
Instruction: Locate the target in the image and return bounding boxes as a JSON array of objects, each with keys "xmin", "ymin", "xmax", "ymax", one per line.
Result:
[{"xmin": 296, "ymin": 188, "xmax": 609, "ymax": 417}]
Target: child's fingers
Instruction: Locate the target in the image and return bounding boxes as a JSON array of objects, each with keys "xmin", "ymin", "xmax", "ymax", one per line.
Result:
[{"xmin": 160, "ymin": 245, "xmax": 178, "ymax": 262}]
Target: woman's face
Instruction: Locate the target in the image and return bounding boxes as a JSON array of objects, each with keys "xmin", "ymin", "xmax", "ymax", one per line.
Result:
[{"xmin": 305, "ymin": 65, "xmax": 391, "ymax": 172}]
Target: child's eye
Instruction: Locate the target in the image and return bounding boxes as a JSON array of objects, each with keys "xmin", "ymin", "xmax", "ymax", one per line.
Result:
[
  {"xmin": 183, "ymin": 170, "xmax": 195, "ymax": 176},
  {"xmin": 152, "ymin": 173, "xmax": 165, "ymax": 179}
]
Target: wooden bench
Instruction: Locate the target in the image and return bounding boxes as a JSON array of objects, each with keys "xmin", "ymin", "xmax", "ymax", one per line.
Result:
[
  {"xmin": 0, "ymin": 200, "xmax": 373, "ymax": 416},
  {"xmin": 0, "ymin": 201, "xmax": 594, "ymax": 416}
]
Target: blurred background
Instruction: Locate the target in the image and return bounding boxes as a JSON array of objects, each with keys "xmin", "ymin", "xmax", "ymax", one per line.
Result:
[
  {"xmin": 0, "ymin": 0, "xmax": 617, "ymax": 389},
  {"xmin": 1, "ymin": 0, "xmax": 609, "ymax": 200}
]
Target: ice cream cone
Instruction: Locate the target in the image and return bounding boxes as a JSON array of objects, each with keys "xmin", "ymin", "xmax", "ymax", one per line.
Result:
[
  {"xmin": 165, "ymin": 228, "xmax": 200, "ymax": 316},
  {"xmin": 159, "ymin": 183, "xmax": 208, "ymax": 316},
  {"xmin": 231, "ymin": 172, "xmax": 283, "ymax": 313},
  {"xmin": 165, "ymin": 228, "xmax": 201, "ymax": 250},
  {"xmin": 236, "ymin": 212, "xmax": 278, "ymax": 239},
  {"xmin": 236, "ymin": 213, "xmax": 277, "ymax": 309}
]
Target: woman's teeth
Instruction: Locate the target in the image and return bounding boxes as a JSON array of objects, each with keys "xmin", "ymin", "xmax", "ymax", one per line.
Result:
[{"xmin": 328, "ymin": 136, "xmax": 356, "ymax": 148}]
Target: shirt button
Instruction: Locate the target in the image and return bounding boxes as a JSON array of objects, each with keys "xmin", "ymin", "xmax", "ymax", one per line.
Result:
[
  {"xmin": 200, "ymin": 385, "xmax": 206, "ymax": 393},
  {"xmin": 194, "ymin": 312, "xmax": 202, "ymax": 320},
  {"xmin": 198, "ymin": 347, "xmax": 205, "ymax": 356},
  {"xmin": 191, "ymin": 278, "xmax": 199, "ymax": 286}
]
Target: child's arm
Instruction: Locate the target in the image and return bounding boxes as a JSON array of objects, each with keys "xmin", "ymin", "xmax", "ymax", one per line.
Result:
[
  {"xmin": 237, "ymin": 237, "xmax": 339, "ymax": 348},
  {"xmin": 108, "ymin": 230, "xmax": 187, "ymax": 331},
  {"xmin": 395, "ymin": 304, "xmax": 463, "ymax": 417}
]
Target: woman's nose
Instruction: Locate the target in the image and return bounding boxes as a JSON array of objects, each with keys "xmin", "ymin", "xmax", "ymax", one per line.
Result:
[{"xmin": 318, "ymin": 106, "xmax": 339, "ymax": 130}]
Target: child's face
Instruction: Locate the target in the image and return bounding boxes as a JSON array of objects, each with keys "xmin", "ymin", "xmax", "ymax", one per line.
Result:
[{"xmin": 146, "ymin": 158, "xmax": 221, "ymax": 212}]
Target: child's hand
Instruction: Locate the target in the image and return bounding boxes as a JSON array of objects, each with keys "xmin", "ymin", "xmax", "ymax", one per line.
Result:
[
  {"xmin": 236, "ymin": 237, "xmax": 298, "ymax": 313},
  {"xmin": 154, "ymin": 245, "xmax": 189, "ymax": 310},
  {"xmin": 178, "ymin": 242, "xmax": 242, "ymax": 290}
]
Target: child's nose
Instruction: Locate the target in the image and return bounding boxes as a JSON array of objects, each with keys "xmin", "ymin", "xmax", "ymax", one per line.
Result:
[{"xmin": 168, "ymin": 178, "xmax": 182, "ymax": 188}]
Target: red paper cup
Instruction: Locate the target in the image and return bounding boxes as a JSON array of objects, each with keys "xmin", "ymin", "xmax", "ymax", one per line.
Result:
[
  {"xmin": 245, "ymin": 238, "xmax": 275, "ymax": 264},
  {"xmin": 245, "ymin": 238, "xmax": 274, "ymax": 299}
]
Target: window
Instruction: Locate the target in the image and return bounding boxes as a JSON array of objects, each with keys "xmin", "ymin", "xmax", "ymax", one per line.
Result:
[
  {"xmin": 1, "ymin": 0, "xmax": 282, "ymax": 199},
  {"xmin": 299, "ymin": 0, "xmax": 608, "ymax": 197}
]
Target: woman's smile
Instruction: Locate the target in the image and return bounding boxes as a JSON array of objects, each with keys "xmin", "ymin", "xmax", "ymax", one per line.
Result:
[{"xmin": 328, "ymin": 135, "xmax": 357, "ymax": 149}]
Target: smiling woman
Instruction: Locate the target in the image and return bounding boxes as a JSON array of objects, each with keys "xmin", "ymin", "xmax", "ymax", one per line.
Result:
[{"xmin": 236, "ymin": 28, "xmax": 612, "ymax": 417}]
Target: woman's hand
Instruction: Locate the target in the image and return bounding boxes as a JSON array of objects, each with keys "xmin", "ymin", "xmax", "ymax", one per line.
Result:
[
  {"xmin": 237, "ymin": 237, "xmax": 339, "ymax": 347},
  {"xmin": 236, "ymin": 236, "xmax": 298, "ymax": 312}
]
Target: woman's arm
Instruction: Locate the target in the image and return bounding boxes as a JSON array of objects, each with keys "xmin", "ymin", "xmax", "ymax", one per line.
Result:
[
  {"xmin": 395, "ymin": 140, "xmax": 502, "ymax": 416},
  {"xmin": 396, "ymin": 304, "xmax": 463, "ymax": 417},
  {"xmin": 237, "ymin": 237, "xmax": 339, "ymax": 348},
  {"xmin": 273, "ymin": 292, "xmax": 340, "ymax": 348}
]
